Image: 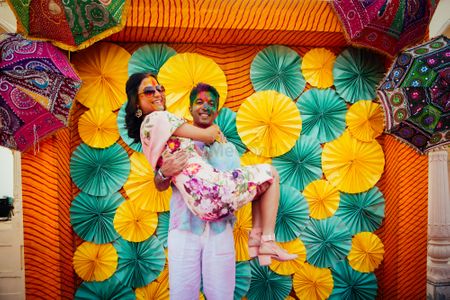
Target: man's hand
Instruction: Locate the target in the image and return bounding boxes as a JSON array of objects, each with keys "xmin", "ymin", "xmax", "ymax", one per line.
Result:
[{"xmin": 154, "ymin": 151, "xmax": 189, "ymax": 192}]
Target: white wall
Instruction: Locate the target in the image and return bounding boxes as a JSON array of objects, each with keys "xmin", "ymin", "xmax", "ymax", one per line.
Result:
[{"xmin": 0, "ymin": 147, "xmax": 14, "ymax": 197}]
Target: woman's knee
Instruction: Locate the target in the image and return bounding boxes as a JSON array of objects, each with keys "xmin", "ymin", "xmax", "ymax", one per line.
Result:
[{"xmin": 270, "ymin": 166, "xmax": 279, "ymax": 182}]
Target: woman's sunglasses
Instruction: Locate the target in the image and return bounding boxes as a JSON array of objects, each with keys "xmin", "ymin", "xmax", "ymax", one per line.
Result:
[{"xmin": 139, "ymin": 85, "xmax": 165, "ymax": 96}]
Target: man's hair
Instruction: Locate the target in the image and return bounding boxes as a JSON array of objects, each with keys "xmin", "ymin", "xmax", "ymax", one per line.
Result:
[{"xmin": 189, "ymin": 83, "xmax": 220, "ymax": 108}]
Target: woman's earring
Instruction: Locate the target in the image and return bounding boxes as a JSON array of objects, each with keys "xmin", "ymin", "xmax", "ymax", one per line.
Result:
[{"xmin": 135, "ymin": 108, "xmax": 143, "ymax": 118}]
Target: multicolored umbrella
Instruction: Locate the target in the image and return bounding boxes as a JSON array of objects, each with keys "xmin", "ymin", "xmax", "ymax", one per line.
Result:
[
  {"xmin": 128, "ymin": 43, "xmax": 177, "ymax": 76},
  {"xmin": 240, "ymin": 151, "xmax": 272, "ymax": 166},
  {"xmin": 301, "ymin": 48, "xmax": 336, "ymax": 89},
  {"xmin": 235, "ymin": 261, "xmax": 252, "ymax": 300},
  {"xmin": 377, "ymin": 35, "xmax": 449, "ymax": 153},
  {"xmin": 293, "ymin": 263, "xmax": 334, "ymax": 300},
  {"xmin": 156, "ymin": 212, "xmax": 170, "ymax": 248},
  {"xmin": 135, "ymin": 268, "xmax": 169, "ymax": 300},
  {"xmin": 233, "ymin": 202, "xmax": 252, "ymax": 261},
  {"xmin": 348, "ymin": 232, "xmax": 384, "ymax": 273},
  {"xmin": 346, "ymin": 100, "xmax": 384, "ymax": 142},
  {"xmin": 78, "ymin": 107, "xmax": 119, "ymax": 149},
  {"xmin": 0, "ymin": 33, "xmax": 81, "ymax": 151},
  {"xmin": 7, "ymin": 0, "xmax": 130, "ymax": 51},
  {"xmin": 73, "ymin": 242, "xmax": 118, "ymax": 281},
  {"xmin": 247, "ymin": 260, "xmax": 292, "ymax": 300},
  {"xmin": 303, "ymin": 179, "xmax": 340, "ymax": 220},
  {"xmin": 214, "ymin": 107, "xmax": 247, "ymax": 155},
  {"xmin": 269, "ymin": 238, "xmax": 307, "ymax": 275}
]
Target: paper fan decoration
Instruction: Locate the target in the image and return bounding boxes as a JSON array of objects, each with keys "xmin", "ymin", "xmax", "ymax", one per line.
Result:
[
  {"xmin": 73, "ymin": 242, "xmax": 118, "ymax": 281},
  {"xmin": 72, "ymin": 43, "xmax": 130, "ymax": 111},
  {"xmin": 322, "ymin": 131, "xmax": 385, "ymax": 194},
  {"xmin": 269, "ymin": 238, "xmax": 307, "ymax": 275},
  {"xmin": 240, "ymin": 151, "xmax": 272, "ymax": 166},
  {"xmin": 235, "ymin": 261, "xmax": 252, "ymax": 300},
  {"xmin": 236, "ymin": 90, "xmax": 302, "ymax": 157},
  {"xmin": 346, "ymin": 100, "xmax": 384, "ymax": 142},
  {"xmin": 117, "ymin": 102, "xmax": 142, "ymax": 152},
  {"xmin": 333, "ymin": 47, "xmax": 385, "ymax": 103},
  {"xmin": 114, "ymin": 236, "xmax": 165, "ymax": 288},
  {"xmin": 214, "ymin": 107, "xmax": 247, "ymax": 155},
  {"xmin": 128, "ymin": 44, "xmax": 177, "ymax": 76},
  {"xmin": 247, "ymin": 260, "xmax": 292, "ymax": 300},
  {"xmin": 301, "ymin": 48, "xmax": 336, "ymax": 88},
  {"xmin": 70, "ymin": 143, "xmax": 130, "ymax": 196},
  {"xmin": 158, "ymin": 53, "xmax": 227, "ymax": 121},
  {"xmin": 114, "ymin": 200, "xmax": 158, "ymax": 242},
  {"xmin": 303, "ymin": 180, "xmax": 340, "ymax": 220},
  {"xmin": 233, "ymin": 202, "xmax": 252, "ymax": 261},
  {"xmin": 74, "ymin": 277, "xmax": 135, "ymax": 300},
  {"xmin": 329, "ymin": 260, "xmax": 378, "ymax": 300},
  {"xmin": 293, "ymin": 263, "xmax": 334, "ymax": 300},
  {"xmin": 124, "ymin": 152, "xmax": 172, "ymax": 212},
  {"xmin": 135, "ymin": 268, "xmax": 169, "ymax": 300},
  {"xmin": 348, "ymin": 232, "xmax": 384, "ymax": 273},
  {"xmin": 272, "ymin": 134, "xmax": 322, "ymax": 191},
  {"xmin": 78, "ymin": 107, "xmax": 119, "ymax": 148},
  {"xmin": 275, "ymin": 184, "xmax": 310, "ymax": 242},
  {"xmin": 296, "ymin": 88, "xmax": 347, "ymax": 143},
  {"xmin": 335, "ymin": 187, "xmax": 385, "ymax": 235},
  {"xmin": 301, "ymin": 216, "xmax": 352, "ymax": 268},
  {"xmin": 250, "ymin": 45, "xmax": 306, "ymax": 99},
  {"xmin": 70, "ymin": 192, "xmax": 124, "ymax": 244},
  {"xmin": 156, "ymin": 212, "xmax": 170, "ymax": 248}
]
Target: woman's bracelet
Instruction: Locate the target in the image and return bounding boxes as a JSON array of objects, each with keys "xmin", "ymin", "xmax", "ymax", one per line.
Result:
[{"xmin": 156, "ymin": 168, "xmax": 170, "ymax": 181}]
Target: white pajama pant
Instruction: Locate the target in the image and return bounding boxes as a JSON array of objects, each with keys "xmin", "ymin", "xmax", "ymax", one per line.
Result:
[{"xmin": 168, "ymin": 223, "xmax": 236, "ymax": 300}]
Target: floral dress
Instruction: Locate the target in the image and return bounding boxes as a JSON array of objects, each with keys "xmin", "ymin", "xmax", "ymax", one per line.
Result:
[{"xmin": 141, "ymin": 111, "xmax": 274, "ymax": 221}]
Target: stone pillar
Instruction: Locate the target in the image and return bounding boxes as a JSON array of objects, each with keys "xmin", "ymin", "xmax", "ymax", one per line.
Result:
[{"xmin": 427, "ymin": 147, "xmax": 450, "ymax": 299}]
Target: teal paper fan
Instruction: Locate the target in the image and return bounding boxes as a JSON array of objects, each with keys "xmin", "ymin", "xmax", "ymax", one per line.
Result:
[
  {"xmin": 156, "ymin": 212, "xmax": 170, "ymax": 248},
  {"xmin": 118, "ymin": 102, "xmax": 142, "ymax": 152},
  {"xmin": 335, "ymin": 187, "xmax": 385, "ymax": 235},
  {"xmin": 296, "ymin": 88, "xmax": 347, "ymax": 143},
  {"xmin": 113, "ymin": 236, "xmax": 165, "ymax": 288},
  {"xmin": 235, "ymin": 261, "xmax": 252, "ymax": 300},
  {"xmin": 247, "ymin": 260, "xmax": 292, "ymax": 300},
  {"xmin": 70, "ymin": 143, "xmax": 130, "ymax": 196},
  {"xmin": 128, "ymin": 44, "xmax": 177, "ymax": 76},
  {"xmin": 329, "ymin": 260, "xmax": 378, "ymax": 300},
  {"xmin": 275, "ymin": 184, "xmax": 310, "ymax": 242},
  {"xmin": 214, "ymin": 107, "xmax": 247, "ymax": 155},
  {"xmin": 272, "ymin": 134, "xmax": 323, "ymax": 191},
  {"xmin": 301, "ymin": 216, "xmax": 352, "ymax": 268},
  {"xmin": 74, "ymin": 277, "xmax": 135, "ymax": 300},
  {"xmin": 70, "ymin": 192, "xmax": 124, "ymax": 244},
  {"xmin": 250, "ymin": 45, "xmax": 306, "ymax": 100},
  {"xmin": 333, "ymin": 47, "xmax": 385, "ymax": 103}
]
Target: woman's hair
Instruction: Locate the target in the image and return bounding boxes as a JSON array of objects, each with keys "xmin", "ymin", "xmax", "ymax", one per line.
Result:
[
  {"xmin": 125, "ymin": 72, "xmax": 157, "ymax": 144},
  {"xmin": 189, "ymin": 83, "xmax": 220, "ymax": 109}
]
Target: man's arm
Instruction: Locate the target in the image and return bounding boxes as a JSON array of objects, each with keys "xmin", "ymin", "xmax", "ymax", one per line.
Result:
[{"xmin": 154, "ymin": 151, "xmax": 189, "ymax": 191}]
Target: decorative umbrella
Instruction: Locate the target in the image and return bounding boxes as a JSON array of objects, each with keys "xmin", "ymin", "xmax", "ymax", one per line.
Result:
[
  {"xmin": 296, "ymin": 88, "xmax": 347, "ymax": 143},
  {"xmin": 70, "ymin": 191, "xmax": 124, "ymax": 244},
  {"xmin": 348, "ymin": 232, "xmax": 384, "ymax": 273},
  {"xmin": 233, "ymin": 202, "xmax": 252, "ymax": 261},
  {"xmin": 333, "ymin": 47, "xmax": 385, "ymax": 103},
  {"xmin": 332, "ymin": 0, "xmax": 440, "ymax": 57},
  {"xmin": 301, "ymin": 48, "xmax": 336, "ymax": 89},
  {"xmin": 156, "ymin": 212, "xmax": 170, "ymax": 248},
  {"xmin": 0, "ymin": 33, "xmax": 81, "ymax": 151},
  {"xmin": 158, "ymin": 53, "xmax": 227, "ymax": 121},
  {"xmin": 301, "ymin": 216, "xmax": 352, "ymax": 268},
  {"xmin": 123, "ymin": 152, "xmax": 172, "ymax": 212},
  {"xmin": 128, "ymin": 44, "xmax": 177, "ymax": 76},
  {"xmin": 272, "ymin": 135, "xmax": 323, "ymax": 191},
  {"xmin": 329, "ymin": 260, "xmax": 378, "ymax": 300},
  {"xmin": 74, "ymin": 277, "xmax": 135, "ymax": 300},
  {"xmin": 240, "ymin": 151, "xmax": 272, "ymax": 166},
  {"xmin": 7, "ymin": 0, "xmax": 130, "ymax": 51},
  {"xmin": 269, "ymin": 238, "xmax": 307, "ymax": 276},
  {"xmin": 73, "ymin": 242, "xmax": 118, "ymax": 281},
  {"xmin": 113, "ymin": 236, "xmax": 165, "ymax": 288},
  {"xmin": 293, "ymin": 263, "xmax": 334, "ymax": 300},
  {"xmin": 235, "ymin": 261, "xmax": 252, "ymax": 300},
  {"xmin": 214, "ymin": 107, "xmax": 247, "ymax": 155},
  {"xmin": 113, "ymin": 200, "xmax": 158, "ymax": 242},
  {"xmin": 322, "ymin": 131, "xmax": 385, "ymax": 194},
  {"xmin": 346, "ymin": 100, "xmax": 384, "ymax": 142},
  {"xmin": 275, "ymin": 184, "xmax": 310, "ymax": 242},
  {"xmin": 117, "ymin": 102, "xmax": 142, "ymax": 152},
  {"xmin": 303, "ymin": 179, "xmax": 340, "ymax": 220},
  {"xmin": 335, "ymin": 187, "xmax": 385, "ymax": 235},
  {"xmin": 247, "ymin": 260, "xmax": 292, "ymax": 300},
  {"xmin": 78, "ymin": 107, "xmax": 119, "ymax": 149},
  {"xmin": 250, "ymin": 45, "xmax": 306, "ymax": 100},
  {"xmin": 70, "ymin": 143, "xmax": 130, "ymax": 196},
  {"xmin": 72, "ymin": 42, "xmax": 130, "ymax": 111},
  {"xmin": 135, "ymin": 269, "xmax": 169, "ymax": 300},
  {"xmin": 236, "ymin": 90, "xmax": 302, "ymax": 157},
  {"xmin": 377, "ymin": 35, "xmax": 449, "ymax": 153}
]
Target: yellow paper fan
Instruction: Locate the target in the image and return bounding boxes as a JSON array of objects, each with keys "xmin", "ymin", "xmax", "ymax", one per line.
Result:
[
  {"xmin": 124, "ymin": 152, "xmax": 172, "ymax": 212},
  {"xmin": 114, "ymin": 200, "xmax": 158, "ymax": 242},
  {"xmin": 303, "ymin": 179, "xmax": 340, "ymax": 219},
  {"xmin": 73, "ymin": 242, "xmax": 118, "ymax": 281},
  {"xmin": 78, "ymin": 107, "xmax": 119, "ymax": 148},
  {"xmin": 269, "ymin": 238, "xmax": 307, "ymax": 275},
  {"xmin": 72, "ymin": 43, "xmax": 130, "ymax": 111},
  {"xmin": 293, "ymin": 263, "xmax": 334, "ymax": 300},
  {"xmin": 301, "ymin": 48, "xmax": 336, "ymax": 88},
  {"xmin": 158, "ymin": 53, "xmax": 227, "ymax": 121},
  {"xmin": 348, "ymin": 232, "xmax": 384, "ymax": 273},
  {"xmin": 346, "ymin": 100, "xmax": 384, "ymax": 142},
  {"xmin": 240, "ymin": 151, "xmax": 272, "ymax": 166},
  {"xmin": 236, "ymin": 90, "xmax": 302, "ymax": 157},
  {"xmin": 322, "ymin": 131, "xmax": 385, "ymax": 193},
  {"xmin": 233, "ymin": 202, "xmax": 252, "ymax": 261},
  {"xmin": 136, "ymin": 268, "xmax": 169, "ymax": 300}
]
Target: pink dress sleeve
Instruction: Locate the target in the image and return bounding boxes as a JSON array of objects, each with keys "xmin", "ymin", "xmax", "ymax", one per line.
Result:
[{"xmin": 140, "ymin": 111, "xmax": 186, "ymax": 170}]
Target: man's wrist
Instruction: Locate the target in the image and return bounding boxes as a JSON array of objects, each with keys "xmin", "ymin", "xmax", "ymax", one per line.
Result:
[{"xmin": 157, "ymin": 168, "xmax": 170, "ymax": 181}]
